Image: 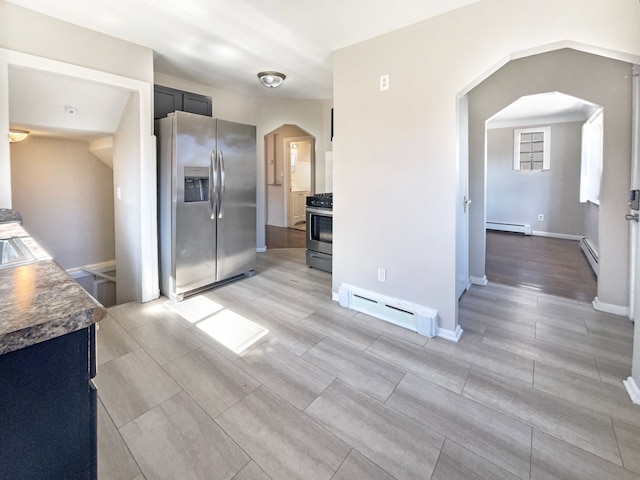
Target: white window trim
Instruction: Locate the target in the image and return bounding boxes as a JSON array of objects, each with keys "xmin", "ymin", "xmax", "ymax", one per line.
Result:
[
  {"xmin": 513, "ymin": 126, "xmax": 551, "ymax": 171},
  {"xmin": 580, "ymin": 108, "xmax": 603, "ymax": 205}
]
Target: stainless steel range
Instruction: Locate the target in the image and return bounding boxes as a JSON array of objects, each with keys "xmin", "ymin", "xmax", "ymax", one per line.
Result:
[{"xmin": 306, "ymin": 193, "xmax": 332, "ymax": 272}]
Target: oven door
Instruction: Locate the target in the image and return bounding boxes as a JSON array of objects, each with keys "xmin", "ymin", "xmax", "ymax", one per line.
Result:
[{"xmin": 306, "ymin": 207, "xmax": 332, "ymax": 255}]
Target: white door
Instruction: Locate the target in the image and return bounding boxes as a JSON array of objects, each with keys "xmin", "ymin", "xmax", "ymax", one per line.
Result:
[
  {"xmin": 284, "ymin": 136, "xmax": 313, "ymax": 227},
  {"xmin": 630, "ymin": 65, "xmax": 640, "ymax": 320},
  {"xmin": 626, "ymin": 64, "xmax": 640, "ymax": 403},
  {"xmin": 456, "ymin": 95, "xmax": 470, "ymax": 299}
]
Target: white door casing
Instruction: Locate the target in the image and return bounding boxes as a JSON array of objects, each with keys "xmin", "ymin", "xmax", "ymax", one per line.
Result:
[
  {"xmin": 624, "ymin": 64, "xmax": 640, "ymax": 405},
  {"xmin": 456, "ymin": 94, "xmax": 471, "ymax": 299}
]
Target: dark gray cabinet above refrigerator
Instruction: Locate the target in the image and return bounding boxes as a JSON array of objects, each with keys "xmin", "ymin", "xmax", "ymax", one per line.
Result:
[{"xmin": 154, "ymin": 85, "xmax": 212, "ymax": 120}]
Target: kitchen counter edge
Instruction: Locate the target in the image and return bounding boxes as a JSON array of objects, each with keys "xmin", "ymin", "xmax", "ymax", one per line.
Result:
[{"xmin": 0, "ymin": 222, "xmax": 106, "ymax": 356}]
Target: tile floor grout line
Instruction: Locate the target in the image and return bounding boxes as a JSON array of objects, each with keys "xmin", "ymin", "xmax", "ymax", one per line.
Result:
[
  {"xmin": 610, "ymin": 416, "xmax": 627, "ymax": 469},
  {"xmin": 328, "ymin": 447, "xmax": 353, "ymax": 480},
  {"xmin": 528, "ymin": 427, "xmax": 533, "ymax": 480},
  {"xmin": 97, "ymin": 249, "xmax": 639, "ymax": 479},
  {"xmin": 97, "ymin": 396, "xmax": 147, "ymax": 480}
]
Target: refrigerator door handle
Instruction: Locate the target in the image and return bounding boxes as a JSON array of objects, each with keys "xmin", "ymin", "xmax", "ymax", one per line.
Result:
[
  {"xmin": 218, "ymin": 149, "xmax": 225, "ymax": 218},
  {"xmin": 210, "ymin": 150, "xmax": 218, "ymax": 219}
]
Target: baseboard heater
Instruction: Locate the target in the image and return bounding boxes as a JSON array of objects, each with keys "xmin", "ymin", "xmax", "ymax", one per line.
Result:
[
  {"xmin": 486, "ymin": 221, "xmax": 532, "ymax": 235},
  {"xmin": 579, "ymin": 237, "xmax": 599, "ymax": 277},
  {"xmin": 338, "ymin": 283, "xmax": 438, "ymax": 338}
]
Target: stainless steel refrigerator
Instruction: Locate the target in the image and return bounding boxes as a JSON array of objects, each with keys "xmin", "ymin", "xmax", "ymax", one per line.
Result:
[{"xmin": 158, "ymin": 111, "xmax": 256, "ymax": 301}]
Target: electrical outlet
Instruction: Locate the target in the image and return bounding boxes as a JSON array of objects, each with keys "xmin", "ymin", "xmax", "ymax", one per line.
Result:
[
  {"xmin": 538, "ymin": 214, "xmax": 544, "ymax": 221},
  {"xmin": 116, "ymin": 187, "xmax": 121, "ymax": 200},
  {"xmin": 377, "ymin": 267, "xmax": 386, "ymax": 282},
  {"xmin": 379, "ymin": 74, "xmax": 390, "ymax": 92}
]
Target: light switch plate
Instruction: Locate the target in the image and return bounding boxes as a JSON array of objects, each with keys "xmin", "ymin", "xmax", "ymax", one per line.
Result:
[{"xmin": 380, "ymin": 74, "xmax": 390, "ymax": 91}]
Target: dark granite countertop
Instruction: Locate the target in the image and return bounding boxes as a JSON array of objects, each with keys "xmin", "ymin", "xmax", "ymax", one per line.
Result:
[
  {"xmin": 0, "ymin": 222, "xmax": 106, "ymax": 355},
  {"xmin": 0, "ymin": 209, "xmax": 22, "ymax": 224}
]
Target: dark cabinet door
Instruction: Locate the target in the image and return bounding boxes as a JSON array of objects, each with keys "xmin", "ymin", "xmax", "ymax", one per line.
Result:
[
  {"xmin": 154, "ymin": 85, "xmax": 212, "ymax": 119},
  {"xmin": 183, "ymin": 92, "xmax": 213, "ymax": 117},
  {"xmin": 154, "ymin": 85, "xmax": 183, "ymax": 120},
  {"xmin": 0, "ymin": 326, "xmax": 96, "ymax": 480}
]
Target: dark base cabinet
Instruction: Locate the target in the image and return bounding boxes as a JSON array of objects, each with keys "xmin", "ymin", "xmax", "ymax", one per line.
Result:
[{"xmin": 0, "ymin": 326, "xmax": 97, "ymax": 480}]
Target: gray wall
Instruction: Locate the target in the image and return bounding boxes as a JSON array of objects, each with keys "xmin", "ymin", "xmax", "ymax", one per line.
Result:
[
  {"xmin": 487, "ymin": 121, "xmax": 585, "ymax": 237},
  {"xmin": 10, "ymin": 136, "xmax": 115, "ymax": 269},
  {"xmin": 469, "ymin": 49, "xmax": 632, "ymax": 308},
  {"xmin": 333, "ymin": 0, "xmax": 640, "ymax": 333}
]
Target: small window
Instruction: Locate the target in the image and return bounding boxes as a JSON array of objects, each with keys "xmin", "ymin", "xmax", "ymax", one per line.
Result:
[{"xmin": 513, "ymin": 127, "xmax": 551, "ymax": 171}]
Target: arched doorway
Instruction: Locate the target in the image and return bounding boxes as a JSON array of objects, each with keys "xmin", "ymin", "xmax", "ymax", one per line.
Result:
[
  {"xmin": 463, "ymin": 48, "xmax": 633, "ymax": 312},
  {"xmin": 264, "ymin": 124, "xmax": 316, "ymax": 248}
]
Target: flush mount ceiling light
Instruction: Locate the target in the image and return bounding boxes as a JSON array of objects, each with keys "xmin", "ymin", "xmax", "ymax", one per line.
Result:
[
  {"xmin": 257, "ymin": 71, "xmax": 286, "ymax": 88},
  {"xmin": 8, "ymin": 129, "xmax": 29, "ymax": 143}
]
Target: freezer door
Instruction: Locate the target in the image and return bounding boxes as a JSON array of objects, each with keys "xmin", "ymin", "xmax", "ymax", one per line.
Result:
[
  {"xmin": 173, "ymin": 112, "xmax": 218, "ymax": 296},
  {"xmin": 215, "ymin": 119, "xmax": 257, "ymax": 281}
]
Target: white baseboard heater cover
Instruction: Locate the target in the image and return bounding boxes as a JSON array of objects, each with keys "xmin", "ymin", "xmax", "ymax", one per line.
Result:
[
  {"xmin": 338, "ymin": 283, "xmax": 438, "ymax": 338},
  {"xmin": 579, "ymin": 237, "xmax": 599, "ymax": 276},
  {"xmin": 486, "ymin": 221, "xmax": 532, "ymax": 235}
]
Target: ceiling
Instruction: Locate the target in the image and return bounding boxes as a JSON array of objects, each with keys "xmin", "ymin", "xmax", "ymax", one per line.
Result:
[
  {"xmin": 5, "ymin": 0, "xmax": 480, "ymax": 99},
  {"xmin": 487, "ymin": 92, "xmax": 601, "ymax": 129},
  {"xmin": 9, "ymin": 67, "xmax": 132, "ymax": 140},
  {"xmin": 9, "ymin": 2, "xmax": 593, "ymax": 143}
]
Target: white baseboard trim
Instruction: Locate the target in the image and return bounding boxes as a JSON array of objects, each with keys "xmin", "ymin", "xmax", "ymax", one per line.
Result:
[
  {"xmin": 256, "ymin": 246, "xmax": 267, "ymax": 253},
  {"xmin": 470, "ymin": 275, "xmax": 488, "ymax": 286},
  {"xmin": 592, "ymin": 297, "xmax": 629, "ymax": 317},
  {"xmin": 337, "ymin": 283, "xmax": 438, "ymax": 338},
  {"xmin": 332, "ymin": 291, "xmax": 339, "ymax": 302},
  {"xmin": 579, "ymin": 237, "xmax": 599, "ymax": 277},
  {"xmin": 67, "ymin": 260, "xmax": 116, "ymax": 280},
  {"xmin": 437, "ymin": 325, "xmax": 463, "ymax": 342},
  {"xmin": 623, "ymin": 377, "xmax": 640, "ymax": 405},
  {"xmin": 486, "ymin": 222, "xmax": 532, "ymax": 235},
  {"xmin": 532, "ymin": 231, "xmax": 583, "ymax": 241}
]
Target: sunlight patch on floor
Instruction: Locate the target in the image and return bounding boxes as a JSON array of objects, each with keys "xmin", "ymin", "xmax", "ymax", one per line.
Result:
[
  {"xmin": 196, "ymin": 309, "xmax": 268, "ymax": 354},
  {"xmin": 164, "ymin": 295, "xmax": 268, "ymax": 354},
  {"xmin": 166, "ymin": 296, "xmax": 224, "ymax": 324}
]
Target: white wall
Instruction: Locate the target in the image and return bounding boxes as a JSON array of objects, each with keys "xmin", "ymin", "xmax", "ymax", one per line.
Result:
[
  {"xmin": 487, "ymin": 121, "xmax": 585, "ymax": 237},
  {"xmin": 468, "ymin": 49, "xmax": 633, "ymax": 308},
  {"xmin": 10, "ymin": 136, "xmax": 115, "ymax": 269},
  {"xmin": 333, "ymin": 0, "xmax": 640, "ymax": 334},
  {"xmin": 113, "ymin": 92, "xmax": 142, "ymax": 304},
  {"xmin": 0, "ymin": 1, "xmax": 152, "ymax": 83},
  {"xmin": 0, "ymin": 1, "xmax": 154, "ymax": 209},
  {"xmin": 0, "ymin": 1, "xmax": 158, "ymax": 303}
]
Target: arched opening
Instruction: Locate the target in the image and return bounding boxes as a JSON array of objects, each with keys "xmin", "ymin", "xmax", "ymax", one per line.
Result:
[
  {"xmin": 264, "ymin": 124, "xmax": 316, "ymax": 248},
  {"xmin": 464, "ymin": 48, "xmax": 633, "ymax": 311},
  {"xmin": 482, "ymin": 91, "xmax": 603, "ymax": 300}
]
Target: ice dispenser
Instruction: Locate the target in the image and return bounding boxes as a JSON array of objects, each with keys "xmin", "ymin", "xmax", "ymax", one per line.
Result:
[{"xmin": 184, "ymin": 166, "xmax": 209, "ymax": 203}]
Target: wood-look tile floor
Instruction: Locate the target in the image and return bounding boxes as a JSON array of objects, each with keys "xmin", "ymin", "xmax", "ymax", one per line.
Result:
[
  {"xmin": 96, "ymin": 248, "xmax": 639, "ymax": 480},
  {"xmin": 266, "ymin": 225, "xmax": 306, "ymax": 249},
  {"xmin": 486, "ymin": 231, "xmax": 597, "ymax": 302}
]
